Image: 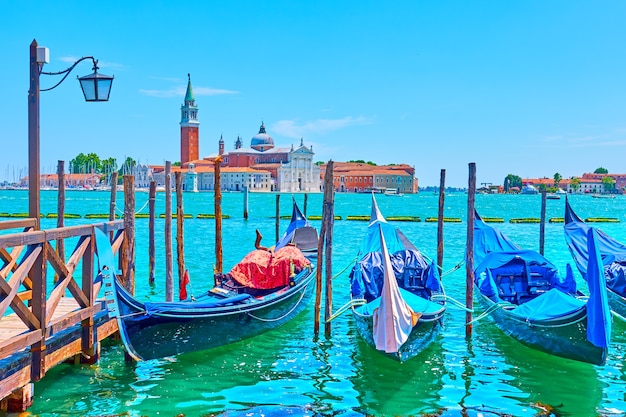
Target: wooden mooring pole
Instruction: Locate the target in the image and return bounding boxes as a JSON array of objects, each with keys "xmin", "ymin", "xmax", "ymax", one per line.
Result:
[
  {"xmin": 109, "ymin": 172, "xmax": 118, "ymax": 241},
  {"xmin": 437, "ymin": 169, "xmax": 446, "ymax": 275},
  {"xmin": 465, "ymin": 162, "xmax": 476, "ymax": 338},
  {"xmin": 275, "ymin": 194, "xmax": 281, "ymax": 242},
  {"xmin": 215, "ymin": 156, "xmax": 223, "ymax": 273},
  {"xmin": 165, "ymin": 162, "xmax": 173, "ymax": 302},
  {"xmin": 55, "ymin": 160, "xmax": 65, "ymax": 283},
  {"xmin": 121, "ymin": 175, "xmax": 135, "ymax": 294},
  {"xmin": 243, "ymin": 186, "xmax": 249, "ymax": 220},
  {"xmin": 315, "ymin": 161, "xmax": 334, "ymax": 335},
  {"xmin": 323, "ymin": 162, "xmax": 335, "ymax": 337},
  {"xmin": 175, "ymin": 172, "xmax": 185, "ymax": 298},
  {"xmin": 304, "ymin": 193, "xmax": 308, "ymax": 218},
  {"xmin": 148, "ymin": 180, "xmax": 156, "ymax": 286},
  {"xmin": 539, "ymin": 190, "xmax": 547, "ymax": 255}
]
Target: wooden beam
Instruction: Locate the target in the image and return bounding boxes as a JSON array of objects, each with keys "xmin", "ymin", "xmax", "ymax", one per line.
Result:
[{"xmin": 0, "ymin": 219, "xmax": 37, "ymax": 232}]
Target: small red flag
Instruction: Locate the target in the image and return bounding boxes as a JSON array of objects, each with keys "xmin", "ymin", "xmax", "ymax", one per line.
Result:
[{"xmin": 179, "ymin": 269, "xmax": 190, "ymax": 301}]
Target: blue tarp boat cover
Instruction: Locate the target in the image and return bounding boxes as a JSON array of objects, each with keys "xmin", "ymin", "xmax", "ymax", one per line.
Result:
[
  {"xmin": 351, "ymin": 196, "xmax": 440, "ymax": 302},
  {"xmin": 586, "ymin": 228, "xmax": 612, "ymax": 348},
  {"xmin": 510, "ymin": 288, "xmax": 585, "ymax": 320},
  {"xmin": 564, "ymin": 200, "xmax": 626, "ymax": 296},
  {"xmin": 474, "ymin": 250, "xmax": 577, "ymax": 297},
  {"xmin": 473, "ymin": 211, "xmax": 520, "ymax": 266},
  {"xmin": 357, "ymin": 287, "xmax": 444, "ymax": 316}
]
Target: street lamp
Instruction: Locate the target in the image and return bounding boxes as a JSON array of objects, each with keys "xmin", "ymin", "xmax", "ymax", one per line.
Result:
[{"xmin": 28, "ymin": 39, "xmax": 113, "ymax": 228}]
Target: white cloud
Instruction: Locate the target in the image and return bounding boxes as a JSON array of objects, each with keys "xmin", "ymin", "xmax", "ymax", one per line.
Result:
[{"xmin": 272, "ymin": 116, "xmax": 373, "ymax": 138}]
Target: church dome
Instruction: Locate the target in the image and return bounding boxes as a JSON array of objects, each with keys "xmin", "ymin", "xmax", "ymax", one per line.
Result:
[{"xmin": 250, "ymin": 122, "xmax": 274, "ymax": 151}]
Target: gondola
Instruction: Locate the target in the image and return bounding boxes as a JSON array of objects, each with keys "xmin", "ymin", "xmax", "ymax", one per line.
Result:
[
  {"xmin": 472, "ymin": 211, "xmax": 611, "ymax": 365},
  {"xmin": 275, "ymin": 197, "xmax": 319, "ymax": 256},
  {"xmin": 95, "ymin": 227, "xmax": 316, "ymax": 361},
  {"xmin": 348, "ymin": 195, "xmax": 445, "ymax": 362},
  {"xmin": 564, "ymin": 199, "xmax": 626, "ymax": 318}
]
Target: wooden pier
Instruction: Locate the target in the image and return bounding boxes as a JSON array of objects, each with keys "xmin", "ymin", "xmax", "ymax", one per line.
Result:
[{"xmin": 0, "ymin": 218, "xmax": 125, "ymax": 412}]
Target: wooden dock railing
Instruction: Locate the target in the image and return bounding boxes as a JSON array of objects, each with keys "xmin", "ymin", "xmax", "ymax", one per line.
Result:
[{"xmin": 0, "ymin": 219, "xmax": 124, "ymax": 411}]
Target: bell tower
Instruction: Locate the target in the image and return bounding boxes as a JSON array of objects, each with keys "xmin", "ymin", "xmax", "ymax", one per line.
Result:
[{"xmin": 180, "ymin": 74, "xmax": 199, "ymax": 164}]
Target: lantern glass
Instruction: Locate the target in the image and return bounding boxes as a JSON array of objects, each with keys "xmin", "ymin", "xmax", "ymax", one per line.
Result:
[{"xmin": 78, "ymin": 71, "xmax": 114, "ymax": 102}]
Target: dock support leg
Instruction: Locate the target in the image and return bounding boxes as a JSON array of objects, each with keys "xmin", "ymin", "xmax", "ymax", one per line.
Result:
[{"xmin": 3, "ymin": 384, "xmax": 34, "ymax": 412}]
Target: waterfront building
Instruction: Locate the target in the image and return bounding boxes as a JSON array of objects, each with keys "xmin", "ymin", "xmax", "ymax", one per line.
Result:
[
  {"xmin": 580, "ymin": 172, "xmax": 625, "ymax": 193},
  {"xmin": 320, "ymin": 162, "xmax": 417, "ymax": 193},
  {"xmin": 215, "ymin": 123, "xmax": 321, "ymax": 192},
  {"xmin": 20, "ymin": 173, "xmax": 101, "ymax": 189}
]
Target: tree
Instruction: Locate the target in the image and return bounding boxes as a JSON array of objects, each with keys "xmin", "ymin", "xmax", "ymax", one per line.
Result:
[
  {"xmin": 553, "ymin": 172, "xmax": 562, "ymax": 188},
  {"xmin": 102, "ymin": 157, "xmax": 118, "ymax": 175},
  {"xmin": 503, "ymin": 174, "xmax": 522, "ymax": 192},
  {"xmin": 602, "ymin": 176, "xmax": 615, "ymax": 193},
  {"xmin": 70, "ymin": 152, "xmax": 102, "ymax": 174},
  {"xmin": 594, "ymin": 167, "xmax": 608, "ymax": 174},
  {"xmin": 569, "ymin": 177, "xmax": 581, "ymax": 193}
]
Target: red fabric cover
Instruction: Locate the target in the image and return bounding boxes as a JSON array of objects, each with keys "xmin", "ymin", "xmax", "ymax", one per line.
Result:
[{"xmin": 230, "ymin": 246, "xmax": 310, "ymax": 289}]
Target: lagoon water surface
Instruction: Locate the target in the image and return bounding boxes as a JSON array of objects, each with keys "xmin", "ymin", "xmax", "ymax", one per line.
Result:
[{"xmin": 1, "ymin": 190, "xmax": 625, "ymax": 416}]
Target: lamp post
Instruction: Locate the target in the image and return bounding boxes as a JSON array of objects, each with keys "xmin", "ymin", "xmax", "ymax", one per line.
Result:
[{"xmin": 28, "ymin": 39, "xmax": 113, "ymax": 228}]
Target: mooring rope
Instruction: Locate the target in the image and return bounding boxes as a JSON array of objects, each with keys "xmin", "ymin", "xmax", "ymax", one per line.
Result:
[
  {"xmin": 247, "ymin": 283, "xmax": 310, "ymax": 322},
  {"xmin": 331, "ymin": 256, "xmax": 359, "ymax": 280},
  {"xmin": 430, "ymin": 294, "xmax": 474, "ymax": 312},
  {"xmin": 326, "ymin": 298, "xmax": 367, "ymax": 322},
  {"xmin": 421, "ymin": 253, "xmax": 465, "ymax": 278},
  {"xmin": 114, "ymin": 198, "xmax": 151, "ymax": 216},
  {"xmin": 465, "ymin": 302, "xmax": 514, "ymax": 326},
  {"xmin": 441, "ymin": 260, "xmax": 465, "ymax": 277}
]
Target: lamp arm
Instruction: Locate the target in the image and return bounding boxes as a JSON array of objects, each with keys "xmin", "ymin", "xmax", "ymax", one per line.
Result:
[{"xmin": 40, "ymin": 56, "xmax": 98, "ymax": 92}]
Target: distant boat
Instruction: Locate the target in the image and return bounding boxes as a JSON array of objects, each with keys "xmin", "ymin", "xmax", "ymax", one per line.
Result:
[
  {"xmin": 521, "ymin": 184, "xmax": 538, "ymax": 195},
  {"xmin": 592, "ymin": 194, "xmax": 616, "ymax": 199},
  {"xmin": 546, "ymin": 193, "xmax": 560, "ymax": 200},
  {"xmin": 556, "ymin": 188, "xmax": 567, "ymax": 195},
  {"xmin": 384, "ymin": 188, "xmax": 404, "ymax": 197}
]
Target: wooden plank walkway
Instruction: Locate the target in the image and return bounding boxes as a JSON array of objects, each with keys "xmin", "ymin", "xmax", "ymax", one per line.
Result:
[
  {"xmin": 0, "ymin": 219, "xmax": 125, "ymax": 412},
  {"xmin": 0, "ymin": 298, "xmax": 118, "ymax": 411}
]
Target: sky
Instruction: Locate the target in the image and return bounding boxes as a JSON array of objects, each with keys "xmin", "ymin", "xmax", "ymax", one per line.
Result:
[{"xmin": 1, "ymin": 1, "xmax": 625, "ymax": 188}]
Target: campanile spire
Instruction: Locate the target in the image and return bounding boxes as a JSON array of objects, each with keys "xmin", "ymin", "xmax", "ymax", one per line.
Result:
[{"xmin": 180, "ymin": 73, "xmax": 199, "ymax": 163}]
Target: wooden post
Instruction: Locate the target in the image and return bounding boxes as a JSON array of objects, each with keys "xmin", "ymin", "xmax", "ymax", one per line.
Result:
[
  {"xmin": 30, "ymin": 239, "xmax": 46, "ymax": 381},
  {"xmin": 539, "ymin": 190, "xmax": 547, "ymax": 255},
  {"xmin": 323, "ymin": 162, "xmax": 335, "ymax": 337},
  {"xmin": 121, "ymin": 175, "xmax": 135, "ymax": 294},
  {"xmin": 165, "ymin": 162, "xmax": 173, "ymax": 302},
  {"xmin": 304, "ymin": 193, "xmax": 308, "ymax": 218},
  {"xmin": 28, "ymin": 40, "xmax": 41, "ymax": 230},
  {"xmin": 315, "ymin": 161, "xmax": 334, "ymax": 335},
  {"xmin": 275, "ymin": 194, "xmax": 281, "ymax": 242},
  {"xmin": 243, "ymin": 186, "xmax": 249, "ymax": 220},
  {"xmin": 55, "ymin": 160, "xmax": 65, "ymax": 284},
  {"xmin": 81, "ymin": 228, "xmax": 97, "ymax": 364},
  {"xmin": 215, "ymin": 156, "xmax": 223, "ymax": 273},
  {"xmin": 437, "ymin": 169, "xmax": 446, "ymax": 275},
  {"xmin": 109, "ymin": 172, "xmax": 118, "ymax": 241},
  {"xmin": 465, "ymin": 162, "xmax": 476, "ymax": 338},
  {"xmin": 175, "ymin": 172, "xmax": 185, "ymax": 293},
  {"xmin": 148, "ymin": 180, "xmax": 156, "ymax": 286}
]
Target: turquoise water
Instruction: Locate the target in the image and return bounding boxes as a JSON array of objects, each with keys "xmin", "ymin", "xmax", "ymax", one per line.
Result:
[{"xmin": 1, "ymin": 190, "xmax": 625, "ymax": 416}]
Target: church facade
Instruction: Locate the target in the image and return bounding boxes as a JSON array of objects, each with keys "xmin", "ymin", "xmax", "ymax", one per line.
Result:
[{"xmin": 219, "ymin": 123, "xmax": 321, "ymax": 192}]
